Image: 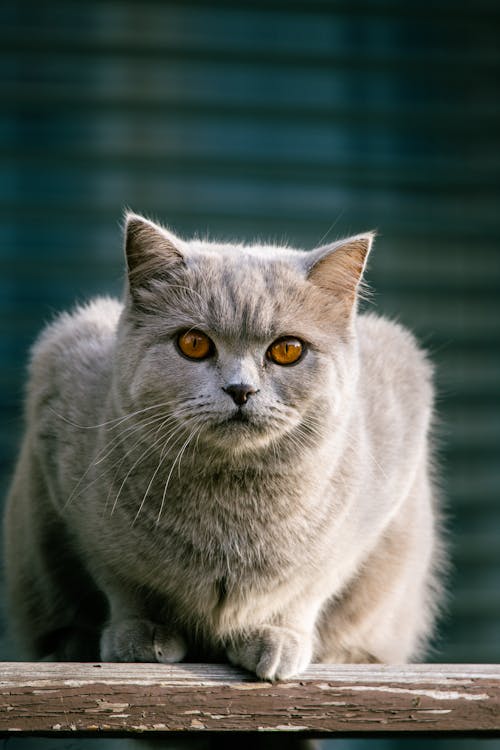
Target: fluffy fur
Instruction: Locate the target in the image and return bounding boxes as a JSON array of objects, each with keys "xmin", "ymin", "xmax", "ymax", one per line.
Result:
[{"xmin": 4, "ymin": 214, "xmax": 442, "ymax": 678}]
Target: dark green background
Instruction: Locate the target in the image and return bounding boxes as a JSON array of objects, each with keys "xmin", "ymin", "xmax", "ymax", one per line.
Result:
[{"xmin": 1, "ymin": 1, "xmax": 499, "ymax": 748}]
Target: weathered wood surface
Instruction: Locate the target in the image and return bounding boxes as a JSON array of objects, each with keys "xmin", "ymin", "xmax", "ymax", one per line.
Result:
[{"xmin": 0, "ymin": 663, "xmax": 499, "ymax": 736}]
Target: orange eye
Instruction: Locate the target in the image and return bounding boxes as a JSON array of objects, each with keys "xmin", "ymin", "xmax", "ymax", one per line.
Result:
[
  {"xmin": 267, "ymin": 337, "xmax": 304, "ymax": 366},
  {"xmin": 177, "ymin": 330, "xmax": 214, "ymax": 360}
]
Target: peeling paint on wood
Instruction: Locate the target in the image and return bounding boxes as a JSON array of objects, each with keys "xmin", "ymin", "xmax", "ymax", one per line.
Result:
[{"xmin": 0, "ymin": 663, "xmax": 498, "ymax": 736}]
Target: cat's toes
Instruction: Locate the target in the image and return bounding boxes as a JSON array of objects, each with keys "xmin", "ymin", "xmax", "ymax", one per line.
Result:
[
  {"xmin": 100, "ymin": 618, "xmax": 186, "ymax": 663},
  {"xmin": 153, "ymin": 624, "xmax": 187, "ymax": 663},
  {"xmin": 227, "ymin": 625, "xmax": 312, "ymax": 681}
]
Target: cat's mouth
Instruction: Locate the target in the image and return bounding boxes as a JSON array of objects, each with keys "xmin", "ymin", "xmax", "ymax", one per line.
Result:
[
  {"xmin": 225, "ymin": 408, "xmax": 252, "ymax": 424},
  {"xmin": 216, "ymin": 407, "xmax": 267, "ymax": 432},
  {"xmin": 205, "ymin": 408, "xmax": 282, "ymax": 452}
]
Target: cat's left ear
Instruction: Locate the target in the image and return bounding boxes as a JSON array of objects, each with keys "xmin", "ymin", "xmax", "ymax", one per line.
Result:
[
  {"xmin": 304, "ymin": 232, "xmax": 375, "ymax": 302},
  {"xmin": 124, "ymin": 212, "xmax": 186, "ymax": 291}
]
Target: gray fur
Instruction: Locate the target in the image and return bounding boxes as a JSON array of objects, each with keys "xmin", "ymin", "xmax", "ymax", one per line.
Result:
[{"xmin": 4, "ymin": 214, "xmax": 443, "ymax": 678}]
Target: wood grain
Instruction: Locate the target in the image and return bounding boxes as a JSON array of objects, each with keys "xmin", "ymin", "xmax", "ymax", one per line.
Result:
[{"xmin": 0, "ymin": 663, "xmax": 499, "ymax": 736}]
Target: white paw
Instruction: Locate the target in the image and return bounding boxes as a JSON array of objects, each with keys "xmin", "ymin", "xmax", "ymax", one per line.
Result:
[{"xmin": 227, "ymin": 625, "xmax": 312, "ymax": 680}]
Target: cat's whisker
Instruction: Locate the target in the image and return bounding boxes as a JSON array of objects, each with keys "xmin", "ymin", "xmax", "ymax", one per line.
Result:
[
  {"xmin": 337, "ymin": 418, "xmax": 390, "ymax": 482},
  {"xmin": 104, "ymin": 415, "xmax": 185, "ymax": 515},
  {"xmin": 131, "ymin": 417, "xmax": 200, "ymax": 524},
  {"xmin": 63, "ymin": 412, "xmax": 178, "ymax": 509},
  {"xmin": 315, "ymin": 211, "xmax": 345, "ymax": 247},
  {"xmin": 68, "ymin": 414, "xmax": 177, "ymax": 511},
  {"xmin": 49, "ymin": 398, "xmax": 182, "ymax": 431},
  {"xmin": 155, "ymin": 424, "xmax": 203, "ymax": 526},
  {"xmin": 179, "ymin": 420, "xmax": 205, "ymax": 480},
  {"xmin": 267, "ymin": 433, "xmax": 280, "ymax": 466},
  {"xmin": 71, "ymin": 403, "xmax": 202, "ymax": 513},
  {"xmin": 193, "ymin": 423, "xmax": 205, "ymax": 455},
  {"xmin": 109, "ymin": 417, "xmax": 197, "ymax": 517},
  {"xmin": 95, "ymin": 399, "xmax": 198, "ymax": 465},
  {"xmin": 109, "ymin": 434, "xmax": 170, "ymax": 517},
  {"xmin": 94, "ymin": 413, "xmax": 175, "ymax": 466},
  {"xmin": 282, "ymin": 433, "xmax": 308, "ymax": 456}
]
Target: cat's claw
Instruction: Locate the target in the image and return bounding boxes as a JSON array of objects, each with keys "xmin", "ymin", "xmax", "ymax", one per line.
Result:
[
  {"xmin": 101, "ymin": 618, "xmax": 187, "ymax": 663},
  {"xmin": 227, "ymin": 625, "xmax": 312, "ymax": 681}
]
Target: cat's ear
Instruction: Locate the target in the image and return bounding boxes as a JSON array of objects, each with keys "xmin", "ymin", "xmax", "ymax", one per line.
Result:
[
  {"xmin": 304, "ymin": 232, "xmax": 375, "ymax": 302},
  {"xmin": 124, "ymin": 212, "xmax": 186, "ymax": 290}
]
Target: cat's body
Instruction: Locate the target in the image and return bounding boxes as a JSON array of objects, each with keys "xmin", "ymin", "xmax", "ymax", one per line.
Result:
[{"xmin": 4, "ymin": 215, "xmax": 442, "ymax": 678}]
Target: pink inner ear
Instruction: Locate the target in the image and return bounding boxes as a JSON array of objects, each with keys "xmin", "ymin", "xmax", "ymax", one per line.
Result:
[{"xmin": 307, "ymin": 235, "xmax": 373, "ymax": 299}]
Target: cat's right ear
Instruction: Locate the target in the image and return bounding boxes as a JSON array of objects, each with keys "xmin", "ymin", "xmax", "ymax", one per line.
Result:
[{"xmin": 124, "ymin": 212, "xmax": 186, "ymax": 291}]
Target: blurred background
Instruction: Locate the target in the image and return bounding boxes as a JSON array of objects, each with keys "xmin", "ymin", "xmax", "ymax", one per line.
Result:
[{"xmin": 1, "ymin": 0, "xmax": 499, "ymax": 748}]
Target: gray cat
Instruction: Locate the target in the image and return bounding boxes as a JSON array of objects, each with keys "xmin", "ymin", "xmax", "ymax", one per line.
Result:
[{"xmin": 4, "ymin": 214, "xmax": 443, "ymax": 679}]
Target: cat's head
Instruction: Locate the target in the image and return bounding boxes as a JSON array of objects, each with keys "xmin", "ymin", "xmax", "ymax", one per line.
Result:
[{"xmin": 114, "ymin": 213, "xmax": 373, "ymax": 455}]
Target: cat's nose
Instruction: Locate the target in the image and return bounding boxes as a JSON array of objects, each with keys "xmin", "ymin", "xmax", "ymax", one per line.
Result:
[{"xmin": 223, "ymin": 383, "xmax": 257, "ymax": 407}]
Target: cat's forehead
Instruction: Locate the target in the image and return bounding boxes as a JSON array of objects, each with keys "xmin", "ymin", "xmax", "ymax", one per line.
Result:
[{"xmin": 179, "ymin": 244, "xmax": 311, "ymax": 340}]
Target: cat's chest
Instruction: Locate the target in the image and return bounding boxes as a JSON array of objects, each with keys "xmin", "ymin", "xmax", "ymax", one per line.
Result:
[
  {"xmin": 129, "ymin": 501, "xmax": 306, "ymax": 633},
  {"xmin": 121, "ymin": 466, "xmax": 313, "ymax": 584},
  {"xmin": 84, "ymin": 454, "xmax": 334, "ymax": 634}
]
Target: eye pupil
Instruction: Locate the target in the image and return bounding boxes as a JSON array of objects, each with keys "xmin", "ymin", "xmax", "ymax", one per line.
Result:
[
  {"xmin": 267, "ymin": 337, "xmax": 304, "ymax": 366},
  {"xmin": 177, "ymin": 330, "xmax": 213, "ymax": 360}
]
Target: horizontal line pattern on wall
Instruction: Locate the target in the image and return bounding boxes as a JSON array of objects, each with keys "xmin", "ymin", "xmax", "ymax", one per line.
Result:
[{"xmin": 1, "ymin": 0, "xmax": 499, "ymax": 665}]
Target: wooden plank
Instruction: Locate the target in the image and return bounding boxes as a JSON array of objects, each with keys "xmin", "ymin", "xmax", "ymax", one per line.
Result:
[{"xmin": 0, "ymin": 663, "xmax": 498, "ymax": 736}]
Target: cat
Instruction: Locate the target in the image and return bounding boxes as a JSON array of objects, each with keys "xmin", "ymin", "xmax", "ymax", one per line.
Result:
[{"xmin": 4, "ymin": 213, "xmax": 443, "ymax": 679}]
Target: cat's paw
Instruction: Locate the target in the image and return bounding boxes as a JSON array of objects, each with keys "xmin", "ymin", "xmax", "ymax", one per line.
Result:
[
  {"xmin": 226, "ymin": 625, "xmax": 312, "ymax": 681},
  {"xmin": 100, "ymin": 618, "xmax": 187, "ymax": 663}
]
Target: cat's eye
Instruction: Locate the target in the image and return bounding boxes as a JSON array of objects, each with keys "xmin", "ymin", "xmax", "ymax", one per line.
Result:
[
  {"xmin": 267, "ymin": 337, "xmax": 304, "ymax": 366},
  {"xmin": 177, "ymin": 330, "xmax": 214, "ymax": 360}
]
